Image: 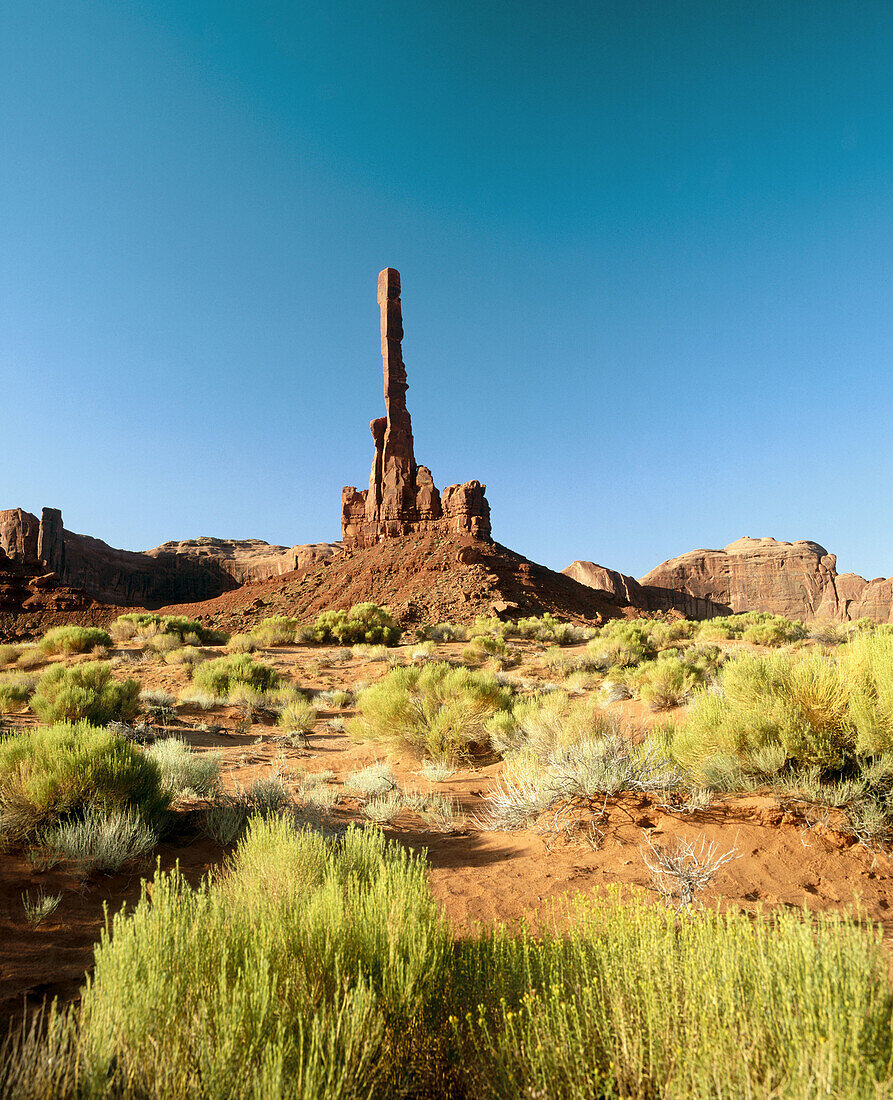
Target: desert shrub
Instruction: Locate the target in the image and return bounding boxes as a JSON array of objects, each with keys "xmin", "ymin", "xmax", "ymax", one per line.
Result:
[
  {"xmin": 31, "ymin": 662, "xmax": 140, "ymax": 725},
  {"xmin": 349, "ymin": 662, "xmax": 512, "ymax": 764},
  {"xmin": 139, "ymin": 688, "xmax": 176, "ymax": 710},
  {"xmin": 361, "ymin": 791, "xmax": 404, "ymax": 824},
  {"xmin": 454, "ymin": 895, "xmax": 893, "ymax": 1100},
  {"xmin": 488, "ymin": 730, "xmax": 682, "ymax": 829},
  {"xmin": 486, "ymin": 692, "xmax": 610, "ymax": 760},
  {"xmin": 514, "ymin": 614, "xmax": 591, "ymax": 645},
  {"xmin": 277, "ymin": 696, "xmax": 317, "ymax": 735},
  {"xmin": 147, "ymin": 632, "xmax": 181, "ymax": 654},
  {"xmin": 5, "ymin": 848, "xmax": 893, "ymax": 1098},
  {"xmin": 243, "ymin": 775, "xmax": 291, "ymax": 817},
  {"xmin": 15, "ymin": 647, "xmax": 46, "ymax": 670},
  {"xmin": 39, "ymin": 805, "xmax": 158, "ymax": 873},
  {"xmin": 645, "ymin": 618, "xmax": 697, "ymax": 648},
  {"xmin": 38, "ymin": 625, "xmax": 112, "ymax": 655},
  {"xmin": 633, "ymin": 646, "xmax": 725, "ymax": 710},
  {"xmin": 310, "ymin": 602, "xmax": 401, "ymax": 646},
  {"xmin": 225, "ymin": 632, "xmax": 260, "ymax": 653},
  {"xmin": 0, "ymin": 722, "xmax": 169, "ymax": 841},
  {"xmin": 462, "ymin": 633, "xmax": 507, "ymax": 667},
  {"xmin": 315, "ymin": 689, "xmax": 352, "ymax": 709},
  {"xmin": 3, "ymin": 820, "xmax": 449, "ymax": 1099},
  {"xmin": 839, "ymin": 630, "xmax": 893, "ymax": 755},
  {"xmin": 191, "ymin": 653, "xmax": 280, "ymax": 696},
  {"xmin": 250, "ymin": 615, "xmax": 299, "ymax": 647},
  {"xmin": 742, "ymin": 615, "xmax": 808, "ymax": 647},
  {"xmin": 112, "ymin": 613, "xmax": 225, "ymax": 645},
  {"xmin": 586, "ymin": 621, "xmax": 656, "ymax": 670},
  {"xmin": 470, "ymin": 615, "xmax": 515, "ymax": 640},
  {"xmin": 0, "ymin": 644, "xmax": 22, "ymax": 665},
  {"xmin": 809, "ymin": 619, "xmax": 848, "ymax": 646},
  {"xmin": 163, "ymin": 645, "xmax": 205, "ymax": 669},
  {"xmin": 145, "ymin": 739, "xmax": 221, "ymax": 797},
  {"xmin": 417, "ymin": 622, "xmax": 468, "ymax": 642},
  {"xmin": 0, "ymin": 673, "xmax": 38, "ymax": 713},
  {"xmin": 673, "ymin": 646, "xmax": 885, "ymax": 778},
  {"xmin": 346, "ymin": 761, "xmax": 399, "ymax": 798}
]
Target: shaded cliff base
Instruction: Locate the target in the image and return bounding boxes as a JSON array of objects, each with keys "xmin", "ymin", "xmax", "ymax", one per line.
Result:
[{"xmin": 565, "ymin": 536, "xmax": 893, "ymax": 625}]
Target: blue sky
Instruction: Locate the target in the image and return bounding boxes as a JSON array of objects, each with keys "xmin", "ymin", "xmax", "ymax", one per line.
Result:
[{"xmin": 1, "ymin": 1, "xmax": 891, "ymax": 579}]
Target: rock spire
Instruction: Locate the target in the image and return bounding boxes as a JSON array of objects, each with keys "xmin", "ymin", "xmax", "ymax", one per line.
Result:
[{"xmin": 341, "ymin": 268, "xmax": 491, "ymax": 548}]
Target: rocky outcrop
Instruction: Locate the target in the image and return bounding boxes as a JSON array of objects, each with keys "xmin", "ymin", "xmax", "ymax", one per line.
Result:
[
  {"xmin": 566, "ymin": 537, "xmax": 893, "ymax": 623},
  {"xmin": 0, "ymin": 507, "xmax": 343, "ymax": 608},
  {"xmin": 146, "ymin": 538, "xmax": 342, "ymax": 585},
  {"xmin": 639, "ymin": 538, "xmax": 840, "ymax": 620},
  {"xmin": 563, "ymin": 561, "xmax": 647, "ymax": 606},
  {"xmin": 0, "ymin": 509, "xmax": 40, "ymax": 564},
  {"xmin": 341, "ymin": 268, "xmax": 491, "ymax": 548}
]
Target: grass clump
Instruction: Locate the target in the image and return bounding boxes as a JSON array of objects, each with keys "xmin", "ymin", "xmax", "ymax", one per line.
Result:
[
  {"xmin": 349, "ymin": 662, "xmax": 512, "ymax": 764},
  {"xmin": 0, "ymin": 722, "xmax": 169, "ymax": 842},
  {"xmin": 277, "ymin": 694, "xmax": 317, "ymax": 736},
  {"xmin": 39, "ymin": 805, "xmax": 158, "ymax": 874},
  {"xmin": 0, "ymin": 673, "xmax": 38, "ymax": 713},
  {"xmin": 0, "ymin": 644, "xmax": 22, "ymax": 665},
  {"xmin": 191, "ymin": 653, "xmax": 280, "ymax": 697},
  {"xmin": 31, "ymin": 662, "xmax": 140, "ymax": 726},
  {"xmin": 22, "ymin": 888, "xmax": 62, "ymax": 925},
  {"xmin": 38, "ymin": 625, "xmax": 112, "ymax": 656},
  {"xmin": 145, "ymin": 739, "xmax": 221, "ymax": 798},
  {"xmin": 225, "ymin": 632, "xmax": 260, "ymax": 653},
  {"xmin": 310, "ymin": 602, "xmax": 401, "ymax": 646}
]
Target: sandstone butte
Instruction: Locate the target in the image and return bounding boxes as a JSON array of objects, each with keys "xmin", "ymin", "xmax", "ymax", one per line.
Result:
[
  {"xmin": 564, "ymin": 536, "xmax": 893, "ymax": 624},
  {"xmin": 0, "ymin": 267, "xmax": 890, "ymax": 632}
]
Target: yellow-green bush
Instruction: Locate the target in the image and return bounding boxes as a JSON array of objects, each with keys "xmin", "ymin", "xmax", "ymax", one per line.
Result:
[
  {"xmin": 112, "ymin": 613, "xmax": 225, "ymax": 645},
  {"xmin": 191, "ymin": 653, "xmax": 280, "ymax": 697},
  {"xmin": 349, "ymin": 661, "xmax": 512, "ymax": 763},
  {"xmin": 310, "ymin": 602, "xmax": 401, "ymax": 646},
  {"xmin": 3, "ymin": 844, "xmax": 893, "ymax": 1098},
  {"xmin": 38, "ymin": 625, "xmax": 112, "ymax": 655},
  {"xmin": 0, "ymin": 722, "xmax": 169, "ymax": 841},
  {"xmin": 0, "ymin": 673, "xmax": 37, "ymax": 714},
  {"xmin": 31, "ymin": 662, "xmax": 140, "ymax": 726},
  {"xmin": 674, "ymin": 635, "xmax": 893, "ymax": 778},
  {"xmin": 250, "ymin": 615, "xmax": 300, "ymax": 646}
]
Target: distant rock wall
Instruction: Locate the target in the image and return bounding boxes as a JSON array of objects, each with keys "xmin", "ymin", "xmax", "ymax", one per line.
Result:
[
  {"xmin": 0, "ymin": 507, "xmax": 342, "ymax": 608},
  {"xmin": 341, "ymin": 268, "xmax": 491, "ymax": 548},
  {"xmin": 565, "ymin": 537, "xmax": 893, "ymax": 623}
]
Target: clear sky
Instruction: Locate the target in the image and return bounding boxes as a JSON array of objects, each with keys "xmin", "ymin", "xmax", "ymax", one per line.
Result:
[{"xmin": 2, "ymin": 1, "xmax": 891, "ymax": 580}]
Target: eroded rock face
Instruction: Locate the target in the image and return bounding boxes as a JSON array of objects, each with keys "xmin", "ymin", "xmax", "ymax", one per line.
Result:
[
  {"xmin": 0, "ymin": 509, "xmax": 40, "ymax": 564},
  {"xmin": 0, "ymin": 507, "xmax": 343, "ymax": 608},
  {"xmin": 639, "ymin": 537, "xmax": 839, "ymax": 619},
  {"xmin": 566, "ymin": 537, "xmax": 893, "ymax": 623},
  {"xmin": 341, "ymin": 268, "xmax": 491, "ymax": 548}
]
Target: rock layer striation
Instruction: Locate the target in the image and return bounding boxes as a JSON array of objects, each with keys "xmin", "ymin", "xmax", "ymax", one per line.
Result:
[{"xmin": 341, "ymin": 268, "xmax": 491, "ymax": 548}]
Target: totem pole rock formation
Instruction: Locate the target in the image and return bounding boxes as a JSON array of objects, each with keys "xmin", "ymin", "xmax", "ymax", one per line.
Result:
[{"xmin": 341, "ymin": 268, "xmax": 491, "ymax": 548}]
